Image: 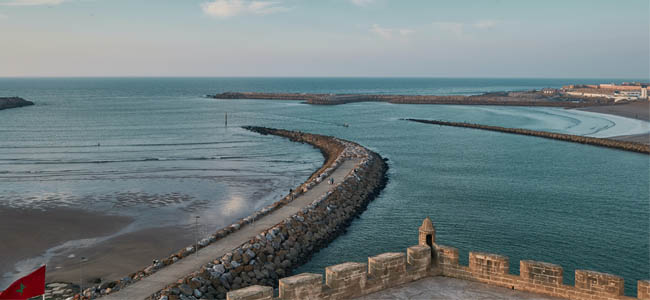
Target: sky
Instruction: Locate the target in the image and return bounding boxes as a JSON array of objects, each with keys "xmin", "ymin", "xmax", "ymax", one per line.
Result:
[{"xmin": 0, "ymin": 0, "xmax": 648, "ymax": 78}]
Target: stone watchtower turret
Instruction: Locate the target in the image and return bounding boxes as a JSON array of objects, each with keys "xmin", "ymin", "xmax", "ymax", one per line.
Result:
[{"xmin": 418, "ymin": 217, "xmax": 436, "ymax": 248}]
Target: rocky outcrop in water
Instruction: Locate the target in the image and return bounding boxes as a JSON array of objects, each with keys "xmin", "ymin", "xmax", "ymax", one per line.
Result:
[
  {"xmin": 0, "ymin": 97, "xmax": 34, "ymax": 110},
  {"xmin": 406, "ymin": 119, "xmax": 650, "ymax": 155}
]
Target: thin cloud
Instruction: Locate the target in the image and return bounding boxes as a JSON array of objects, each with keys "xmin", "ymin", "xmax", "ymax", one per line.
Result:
[
  {"xmin": 432, "ymin": 22, "xmax": 465, "ymax": 38},
  {"xmin": 370, "ymin": 24, "xmax": 414, "ymax": 39},
  {"xmin": 350, "ymin": 0, "xmax": 375, "ymax": 7},
  {"xmin": 431, "ymin": 20, "xmax": 501, "ymax": 39},
  {"xmin": 474, "ymin": 20, "xmax": 499, "ymax": 30},
  {"xmin": 432, "ymin": 20, "xmax": 501, "ymax": 37},
  {"xmin": 0, "ymin": 13, "xmax": 6, "ymax": 19},
  {"xmin": 0, "ymin": 0, "xmax": 64, "ymax": 6},
  {"xmin": 371, "ymin": 24, "xmax": 392, "ymax": 39},
  {"xmin": 201, "ymin": 0, "xmax": 290, "ymax": 18}
]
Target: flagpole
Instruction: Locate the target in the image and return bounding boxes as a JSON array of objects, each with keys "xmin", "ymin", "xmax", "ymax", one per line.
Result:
[
  {"xmin": 195, "ymin": 216, "xmax": 200, "ymax": 258},
  {"xmin": 43, "ymin": 263, "xmax": 46, "ymax": 300}
]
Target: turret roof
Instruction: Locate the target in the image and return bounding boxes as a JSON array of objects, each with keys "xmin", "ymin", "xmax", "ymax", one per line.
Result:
[{"xmin": 420, "ymin": 217, "xmax": 435, "ymax": 232}]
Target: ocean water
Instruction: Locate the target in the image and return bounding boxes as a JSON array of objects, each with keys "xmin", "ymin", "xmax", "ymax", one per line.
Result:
[{"xmin": 0, "ymin": 78, "xmax": 648, "ymax": 295}]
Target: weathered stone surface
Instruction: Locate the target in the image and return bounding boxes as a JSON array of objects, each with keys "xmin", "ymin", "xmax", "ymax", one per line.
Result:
[
  {"xmin": 639, "ymin": 280, "xmax": 650, "ymax": 299},
  {"xmin": 279, "ymin": 273, "xmax": 322, "ymax": 300},
  {"xmin": 178, "ymin": 284, "xmax": 192, "ymax": 296},
  {"xmin": 519, "ymin": 260, "xmax": 563, "ymax": 286},
  {"xmin": 407, "ymin": 245, "xmax": 431, "ymax": 270},
  {"xmin": 435, "ymin": 245, "xmax": 459, "ymax": 266},
  {"xmin": 469, "ymin": 252, "xmax": 509, "ymax": 275},
  {"xmin": 226, "ymin": 285, "xmax": 272, "ymax": 300},
  {"xmin": 575, "ymin": 269, "xmax": 624, "ymax": 296},
  {"xmin": 368, "ymin": 253, "xmax": 406, "ymax": 278},
  {"xmin": 326, "ymin": 262, "xmax": 367, "ymax": 294}
]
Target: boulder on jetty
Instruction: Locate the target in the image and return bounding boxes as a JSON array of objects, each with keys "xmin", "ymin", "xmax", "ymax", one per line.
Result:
[{"xmin": 0, "ymin": 97, "xmax": 34, "ymax": 110}]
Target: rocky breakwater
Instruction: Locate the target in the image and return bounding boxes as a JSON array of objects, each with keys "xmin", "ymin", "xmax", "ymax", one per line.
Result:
[
  {"xmin": 209, "ymin": 91, "xmax": 602, "ymax": 107},
  {"xmin": 406, "ymin": 119, "xmax": 650, "ymax": 155},
  {"xmin": 73, "ymin": 127, "xmax": 387, "ymax": 300},
  {"xmin": 144, "ymin": 127, "xmax": 388, "ymax": 300},
  {"xmin": 0, "ymin": 97, "xmax": 34, "ymax": 110}
]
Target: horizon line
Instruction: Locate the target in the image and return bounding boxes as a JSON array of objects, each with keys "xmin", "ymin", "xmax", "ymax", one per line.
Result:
[{"xmin": 0, "ymin": 76, "xmax": 647, "ymax": 80}]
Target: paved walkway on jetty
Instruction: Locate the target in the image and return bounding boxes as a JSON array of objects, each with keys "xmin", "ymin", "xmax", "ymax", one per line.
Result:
[{"xmin": 103, "ymin": 158, "xmax": 361, "ymax": 300}]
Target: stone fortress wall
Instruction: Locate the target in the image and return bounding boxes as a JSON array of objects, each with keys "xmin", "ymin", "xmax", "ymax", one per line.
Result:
[
  {"xmin": 142, "ymin": 127, "xmax": 389, "ymax": 300},
  {"xmin": 226, "ymin": 218, "xmax": 650, "ymax": 300}
]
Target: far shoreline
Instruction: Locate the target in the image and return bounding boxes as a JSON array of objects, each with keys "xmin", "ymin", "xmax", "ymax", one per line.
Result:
[
  {"xmin": 573, "ymin": 102, "xmax": 650, "ymax": 145},
  {"xmin": 210, "ymin": 91, "xmax": 650, "ymax": 144},
  {"xmin": 574, "ymin": 101, "xmax": 650, "ymax": 122}
]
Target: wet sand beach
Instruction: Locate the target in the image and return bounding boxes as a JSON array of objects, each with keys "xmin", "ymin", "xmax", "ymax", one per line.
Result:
[
  {"xmin": 0, "ymin": 207, "xmax": 132, "ymax": 281},
  {"xmin": 607, "ymin": 133, "xmax": 650, "ymax": 145},
  {"xmin": 44, "ymin": 226, "xmax": 194, "ymax": 284},
  {"xmin": 576, "ymin": 102, "xmax": 650, "ymax": 144},
  {"xmin": 576, "ymin": 101, "xmax": 650, "ymax": 121}
]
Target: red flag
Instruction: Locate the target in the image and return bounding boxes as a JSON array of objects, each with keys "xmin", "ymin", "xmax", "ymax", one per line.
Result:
[{"xmin": 0, "ymin": 265, "xmax": 45, "ymax": 300}]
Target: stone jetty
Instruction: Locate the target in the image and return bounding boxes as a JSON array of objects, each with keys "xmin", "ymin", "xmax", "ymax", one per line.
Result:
[
  {"xmin": 80, "ymin": 127, "xmax": 387, "ymax": 300},
  {"xmin": 406, "ymin": 119, "xmax": 650, "ymax": 154},
  {"xmin": 208, "ymin": 91, "xmax": 610, "ymax": 107},
  {"xmin": 0, "ymin": 97, "xmax": 34, "ymax": 110}
]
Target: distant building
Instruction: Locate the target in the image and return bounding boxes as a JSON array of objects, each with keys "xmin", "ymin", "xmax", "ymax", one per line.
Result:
[
  {"xmin": 541, "ymin": 88, "xmax": 557, "ymax": 95},
  {"xmin": 615, "ymin": 90, "xmax": 641, "ymax": 97},
  {"xmin": 599, "ymin": 83, "xmax": 643, "ymax": 91},
  {"xmin": 566, "ymin": 90, "xmax": 613, "ymax": 99},
  {"xmin": 563, "ymin": 82, "xmax": 650, "ymax": 102}
]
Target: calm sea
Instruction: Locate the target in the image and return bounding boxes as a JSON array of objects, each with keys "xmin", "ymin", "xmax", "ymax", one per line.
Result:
[{"xmin": 0, "ymin": 78, "xmax": 648, "ymax": 295}]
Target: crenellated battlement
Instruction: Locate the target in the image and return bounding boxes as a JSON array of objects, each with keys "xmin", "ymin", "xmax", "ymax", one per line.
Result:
[
  {"xmin": 435, "ymin": 243, "xmax": 638, "ymax": 299},
  {"xmin": 226, "ymin": 217, "xmax": 650, "ymax": 300}
]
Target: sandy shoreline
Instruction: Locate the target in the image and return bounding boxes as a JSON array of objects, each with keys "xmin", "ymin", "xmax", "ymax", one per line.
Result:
[
  {"xmin": 45, "ymin": 226, "xmax": 195, "ymax": 284},
  {"xmin": 607, "ymin": 133, "xmax": 650, "ymax": 145},
  {"xmin": 0, "ymin": 207, "xmax": 132, "ymax": 286},
  {"xmin": 574, "ymin": 101, "xmax": 650, "ymax": 145},
  {"xmin": 576, "ymin": 101, "xmax": 650, "ymax": 121},
  {"xmin": 0, "ymin": 206, "xmax": 198, "ymax": 287}
]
